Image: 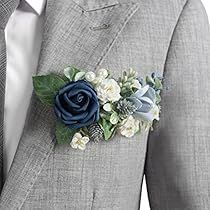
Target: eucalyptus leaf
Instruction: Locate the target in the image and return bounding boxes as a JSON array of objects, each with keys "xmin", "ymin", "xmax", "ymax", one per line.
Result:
[
  {"xmin": 155, "ymin": 92, "xmax": 161, "ymax": 104},
  {"xmin": 74, "ymin": 71, "xmax": 86, "ymax": 81},
  {"xmin": 103, "ymin": 103, "xmax": 112, "ymax": 112},
  {"xmin": 154, "ymin": 78, "xmax": 163, "ymax": 90},
  {"xmin": 33, "ymin": 74, "xmax": 66, "ymax": 106},
  {"xmin": 110, "ymin": 112, "xmax": 119, "ymax": 125},
  {"xmin": 64, "ymin": 66, "xmax": 81, "ymax": 81},
  {"xmin": 55, "ymin": 121, "xmax": 76, "ymax": 145},
  {"xmin": 146, "ymin": 75, "xmax": 155, "ymax": 86}
]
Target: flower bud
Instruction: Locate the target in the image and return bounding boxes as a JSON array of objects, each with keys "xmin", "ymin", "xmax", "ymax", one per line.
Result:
[{"xmin": 85, "ymin": 71, "xmax": 96, "ymax": 82}]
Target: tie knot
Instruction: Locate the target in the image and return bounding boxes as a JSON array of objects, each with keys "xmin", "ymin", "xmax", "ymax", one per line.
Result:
[{"xmin": 0, "ymin": 0, "xmax": 20, "ymax": 29}]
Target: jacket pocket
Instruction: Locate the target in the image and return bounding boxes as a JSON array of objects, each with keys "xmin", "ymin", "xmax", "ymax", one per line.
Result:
[{"xmin": 72, "ymin": 0, "xmax": 119, "ymax": 12}]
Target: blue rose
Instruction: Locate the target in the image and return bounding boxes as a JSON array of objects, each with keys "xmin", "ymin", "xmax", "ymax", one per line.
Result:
[
  {"xmin": 127, "ymin": 85, "xmax": 157, "ymax": 121},
  {"xmin": 54, "ymin": 80, "xmax": 100, "ymax": 129}
]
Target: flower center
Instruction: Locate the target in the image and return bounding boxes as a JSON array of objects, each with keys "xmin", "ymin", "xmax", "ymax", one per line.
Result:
[
  {"xmin": 77, "ymin": 93, "xmax": 84, "ymax": 103},
  {"xmin": 76, "ymin": 139, "xmax": 83, "ymax": 146}
]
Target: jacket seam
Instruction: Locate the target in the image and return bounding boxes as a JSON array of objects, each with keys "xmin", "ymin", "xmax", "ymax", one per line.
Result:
[
  {"xmin": 145, "ymin": 0, "xmax": 190, "ymax": 208},
  {"xmin": 162, "ymin": 0, "xmax": 190, "ymax": 77}
]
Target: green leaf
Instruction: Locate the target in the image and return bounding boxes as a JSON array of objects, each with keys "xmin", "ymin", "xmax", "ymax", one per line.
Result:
[
  {"xmin": 155, "ymin": 92, "xmax": 161, "ymax": 104},
  {"xmin": 64, "ymin": 66, "xmax": 81, "ymax": 81},
  {"xmin": 33, "ymin": 74, "xmax": 66, "ymax": 106},
  {"xmin": 99, "ymin": 118, "xmax": 117, "ymax": 140},
  {"xmin": 74, "ymin": 71, "xmax": 86, "ymax": 81},
  {"xmin": 55, "ymin": 121, "xmax": 76, "ymax": 145},
  {"xmin": 154, "ymin": 78, "xmax": 163, "ymax": 90},
  {"xmin": 146, "ymin": 75, "xmax": 155, "ymax": 85}
]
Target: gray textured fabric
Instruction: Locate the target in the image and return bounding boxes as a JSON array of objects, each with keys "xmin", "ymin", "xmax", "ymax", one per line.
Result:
[
  {"xmin": 0, "ymin": 0, "xmax": 209, "ymax": 209},
  {"xmin": 0, "ymin": 0, "xmax": 20, "ymax": 190},
  {"xmin": 145, "ymin": 0, "xmax": 210, "ymax": 209},
  {"xmin": 0, "ymin": 30, "xmax": 6, "ymax": 192}
]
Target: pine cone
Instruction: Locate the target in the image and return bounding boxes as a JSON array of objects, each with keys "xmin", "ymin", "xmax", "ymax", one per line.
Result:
[
  {"xmin": 87, "ymin": 123, "xmax": 104, "ymax": 142},
  {"xmin": 116, "ymin": 99, "xmax": 137, "ymax": 117}
]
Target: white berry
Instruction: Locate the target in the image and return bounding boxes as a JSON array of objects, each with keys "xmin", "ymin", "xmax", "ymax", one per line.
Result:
[
  {"xmin": 97, "ymin": 68, "xmax": 109, "ymax": 79},
  {"xmin": 85, "ymin": 71, "xmax": 96, "ymax": 82}
]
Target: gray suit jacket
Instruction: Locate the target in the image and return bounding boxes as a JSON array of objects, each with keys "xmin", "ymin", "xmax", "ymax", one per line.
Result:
[{"xmin": 0, "ymin": 0, "xmax": 210, "ymax": 209}]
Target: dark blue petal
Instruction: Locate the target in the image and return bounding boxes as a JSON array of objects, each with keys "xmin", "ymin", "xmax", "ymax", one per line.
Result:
[
  {"xmin": 63, "ymin": 93, "xmax": 80, "ymax": 109},
  {"xmin": 95, "ymin": 109, "xmax": 100, "ymax": 121},
  {"xmin": 69, "ymin": 111, "xmax": 89, "ymax": 121},
  {"xmin": 55, "ymin": 95, "xmax": 73, "ymax": 117},
  {"xmin": 62, "ymin": 119, "xmax": 78, "ymax": 125},
  {"xmin": 76, "ymin": 97, "xmax": 90, "ymax": 112},
  {"xmin": 61, "ymin": 113, "xmax": 73, "ymax": 121},
  {"xmin": 85, "ymin": 115, "xmax": 96, "ymax": 126},
  {"xmin": 54, "ymin": 80, "xmax": 100, "ymax": 129},
  {"xmin": 80, "ymin": 102, "xmax": 99, "ymax": 123},
  {"xmin": 68, "ymin": 89, "xmax": 92, "ymax": 99}
]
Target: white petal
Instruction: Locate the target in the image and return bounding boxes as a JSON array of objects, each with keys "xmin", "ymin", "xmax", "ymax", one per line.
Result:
[
  {"xmin": 78, "ymin": 144, "xmax": 86, "ymax": 151},
  {"xmin": 97, "ymin": 68, "xmax": 109, "ymax": 78},
  {"xmin": 81, "ymin": 137, "xmax": 90, "ymax": 144},
  {"xmin": 103, "ymin": 103, "xmax": 112, "ymax": 112},
  {"xmin": 85, "ymin": 71, "xmax": 96, "ymax": 82},
  {"xmin": 70, "ymin": 141, "xmax": 78, "ymax": 149},
  {"xmin": 73, "ymin": 132, "xmax": 83, "ymax": 139},
  {"xmin": 132, "ymin": 79, "xmax": 142, "ymax": 89}
]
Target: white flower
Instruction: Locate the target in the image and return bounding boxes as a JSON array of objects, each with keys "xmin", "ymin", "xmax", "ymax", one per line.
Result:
[
  {"xmin": 97, "ymin": 68, "xmax": 109, "ymax": 79},
  {"xmin": 85, "ymin": 71, "xmax": 96, "ymax": 82},
  {"xmin": 92, "ymin": 77, "xmax": 103, "ymax": 85},
  {"xmin": 118, "ymin": 116, "xmax": 140, "ymax": 138},
  {"xmin": 150, "ymin": 104, "xmax": 160, "ymax": 121},
  {"xmin": 96, "ymin": 78, "xmax": 121, "ymax": 103},
  {"xmin": 132, "ymin": 79, "xmax": 142, "ymax": 89},
  {"xmin": 70, "ymin": 133, "xmax": 90, "ymax": 150}
]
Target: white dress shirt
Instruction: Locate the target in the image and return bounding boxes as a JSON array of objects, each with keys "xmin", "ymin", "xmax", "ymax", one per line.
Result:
[{"xmin": 4, "ymin": 0, "xmax": 46, "ymax": 178}]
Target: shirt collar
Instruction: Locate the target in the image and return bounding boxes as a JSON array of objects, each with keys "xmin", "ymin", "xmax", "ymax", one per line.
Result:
[{"xmin": 25, "ymin": 0, "xmax": 46, "ymax": 15}]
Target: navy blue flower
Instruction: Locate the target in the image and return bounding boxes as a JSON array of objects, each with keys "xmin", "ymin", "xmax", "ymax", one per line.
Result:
[{"xmin": 54, "ymin": 80, "xmax": 100, "ymax": 129}]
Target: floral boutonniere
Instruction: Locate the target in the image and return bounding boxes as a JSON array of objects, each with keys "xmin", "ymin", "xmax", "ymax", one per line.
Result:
[{"xmin": 33, "ymin": 67, "xmax": 162, "ymax": 150}]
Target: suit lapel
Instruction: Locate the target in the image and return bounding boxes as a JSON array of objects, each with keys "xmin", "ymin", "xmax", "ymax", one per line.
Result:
[{"xmin": 0, "ymin": 0, "xmax": 139, "ymax": 208}]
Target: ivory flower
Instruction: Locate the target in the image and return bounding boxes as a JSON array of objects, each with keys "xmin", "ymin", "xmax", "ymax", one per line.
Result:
[
  {"xmin": 132, "ymin": 79, "xmax": 142, "ymax": 89},
  {"xmin": 70, "ymin": 133, "xmax": 90, "ymax": 150},
  {"xmin": 97, "ymin": 68, "xmax": 109, "ymax": 79},
  {"xmin": 118, "ymin": 116, "xmax": 140, "ymax": 138},
  {"xmin": 85, "ymin": 71, "xmax": 96, "ymax": 82},
  {"xmin": 96, "ymin": 78, "xmax": 121, "ymax": 103}
]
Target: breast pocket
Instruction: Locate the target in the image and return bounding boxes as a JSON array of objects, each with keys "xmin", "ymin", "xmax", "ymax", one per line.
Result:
[{"xmin": 72, "ymin": 0, "xmax": 119, "ymax": 12}]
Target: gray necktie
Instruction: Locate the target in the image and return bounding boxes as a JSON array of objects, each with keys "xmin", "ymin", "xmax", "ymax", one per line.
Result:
[{"xmin": 0, "ymin": 0, "xmax": 19, "ymax": 189}]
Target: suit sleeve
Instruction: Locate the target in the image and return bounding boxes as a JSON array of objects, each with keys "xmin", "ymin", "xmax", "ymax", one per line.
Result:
[{"xmin": 145, "ymin": 0, "xmax": 210, "ymax": 209}]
